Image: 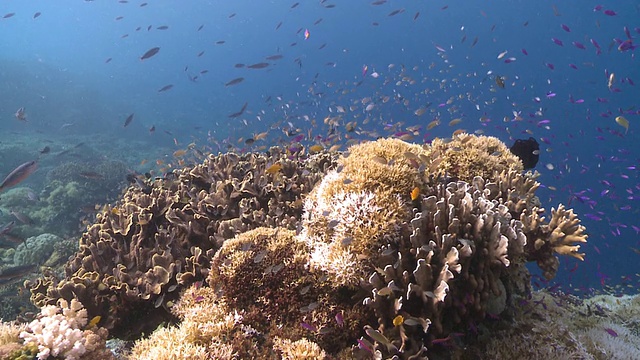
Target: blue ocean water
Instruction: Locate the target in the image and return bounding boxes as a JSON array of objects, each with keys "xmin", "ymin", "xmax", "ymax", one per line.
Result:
[{"xmin": 0, "ymin": 0, "xmax": 638, "ymax": 295}]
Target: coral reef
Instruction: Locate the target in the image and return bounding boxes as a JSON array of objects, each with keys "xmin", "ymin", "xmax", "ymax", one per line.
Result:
[
  {"xmin": 131, "ymin": 226, "xmax": 351, "ymax": 360},
  {"xmin": 463, "ymin": 291, "xmax": 640, "ymax": 359},
  {"xmin": 27, "ymin": 147, "xmax": 337, "ymax": 339},
  {"xmin": 13, "ymin": 233, "xmax": 60, "ymax": 266},
  {"xmin": 296, "ymin": 136, "xmax": 587, "ymax": 357},
  {"xmin": 19, "ymin": 298, "xmax": 113, "ymax": 360},
  {"xmin": 26, "ymin": 135, "xmax": 592, "ymax": 358}
]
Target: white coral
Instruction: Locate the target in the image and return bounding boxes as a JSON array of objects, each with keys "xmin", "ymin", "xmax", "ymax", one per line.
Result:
[{"xmin": 20, "ymin": 299, "xmax": 89, "ymax": 360}]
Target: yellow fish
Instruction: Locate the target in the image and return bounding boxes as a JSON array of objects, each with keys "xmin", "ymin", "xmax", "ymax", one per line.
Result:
[
  {"xmin": 410, "ymin": 187, "xmax": 420, "ymax": 201},
  {"xmin": 265, "ymin": 163, "xmax": 282, "ymax": 174},
  {"xmin": 615, "ymin": 116, "xmax": 629, "ymax": 134},
  {"xmin": 308, "ymin": 144, "xmax": 324, "ymax": 153},
  {"xmin": 88, "ymin": 315, "xmax": 101, "ymax": 328}
]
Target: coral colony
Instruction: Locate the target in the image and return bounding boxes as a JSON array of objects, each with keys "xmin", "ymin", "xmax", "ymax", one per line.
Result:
[{"xmin": 1, "ymin": 135, "xmax": 638, "ymax": 359}]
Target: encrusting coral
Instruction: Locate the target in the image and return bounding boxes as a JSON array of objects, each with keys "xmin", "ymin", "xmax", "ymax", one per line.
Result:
[{"xmin": 27, "ymin": 147, "xmax": 337, "ymax": 339}]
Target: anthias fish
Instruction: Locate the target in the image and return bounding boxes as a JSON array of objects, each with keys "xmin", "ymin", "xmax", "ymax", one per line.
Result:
[
  {"xmin": 0, "ymin": 161, "xmax": 38, "ymax": 192},
  {"xmin": 140, "ymin": 46, "xmax": 160, "ymax": 60}
]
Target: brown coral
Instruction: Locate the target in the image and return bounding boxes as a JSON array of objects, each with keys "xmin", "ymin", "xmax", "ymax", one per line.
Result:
[
  {"xmin": 27, "ymin": 147, "xmax": 337, "ymax": 339},
  {"xmin": 427, "ymin": 133, "xmax": 524, "ymax": 182}
]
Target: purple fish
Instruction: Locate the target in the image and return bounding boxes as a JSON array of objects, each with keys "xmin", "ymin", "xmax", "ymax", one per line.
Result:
[
  {"xmin": 551, "ymin": 37, "xmax": 564, "ymax": 46},
  {"xmin": 569, "ymin": 63, "xmax": 578, "ymax": 69},
  {"xmin": 604, "ymin": 328, "xmax": 618, "ymax": 337},
  {"xmin": 545, "ymin": 62, "xmax": 555, "ymax": 70},
  {"xmin": 300, "ymin": 322, "xmax": 317, "ymax": 332},
  {"xmin": 572, "ymin": 41, "xmax": 586, "ymax": 50},
  {"xmin": 521, "ymin": 48, "xmax": 528, "ymax": 55},
  {"xmin": 603, "ymin": 9, "xmax": 616, "ymax": 16},
  {"xmin": 618, "ymin": 39, "xmax": 633, "ymax": 51},
  {"xmin": 561, "ymin": 24, "xmax": 571, "ymax": 32}
]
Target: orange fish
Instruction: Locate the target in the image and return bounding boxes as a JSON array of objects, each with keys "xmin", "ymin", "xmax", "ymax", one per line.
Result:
[
  {"xmin": 410, "ymin": 187, "xmax": 420, "ymax": 201},
  {"xmin": 173, "ymin": 149, "xmax": 187, "ymax": 157},
  {"xmin": 304, "ymin": 28, "xmax": 310, "ymax": 40}
]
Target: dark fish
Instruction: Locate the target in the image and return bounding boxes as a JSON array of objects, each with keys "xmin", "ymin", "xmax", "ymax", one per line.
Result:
[
  {"xmin": 234, "ymin": 63, "xmax": 245, "ymax": 68},
  {"xmin": 510, "ymin": 137, "xmax": 540, "ymax": 170},
  {"xmin": 215, "ymin": 40, "xmax": 225, "ymax": 44},
  {"xmin": 291, "ymin": 2, "xmax": 299, "ymax": 8},
  {"xmin": 149, "ymin": 125, "xmax": 155, "ymax": 133},
  {"xmin": 266, "ymin": 54, "xmax": 283, "ymax": 60},
  {"xmin": 158, "ymin": 84, "xmax": 174, "ymax": 92},
  {"xmin": 245, "ymin": 138, "xmax": 255, "ymax": 145},
  {"xmin": 33, "ymin": 12, "xmax": 41, "ymax": 19},
  {"xmin": 0, "ymin": 161, "xmax": 38, "ymax": 192},
  {"xmin": 388, "ymin": 8, "xmax": 404, "ymax": 16},
  {"xmin": 0, "ymin": 221, "xmax": 15, "ymax": 236},
  {"xmin": 314, "ymin": 18, "xmax": 323, "ymax": 25},
  {"xmin": 140, "ymin": 47, "xmax": 160, "ymax": 60},
  {"xmin": 228, "ymin": 13, "xmax": 236, "ymax": 18},
  {"xmin": 228, "ymin": 102, "xmax": 248, "ymax": 118},
  {"xmin": 0, "ymin": 264, "xmax": 36, "ymax": 282},
  {"xmin": 124, "ymin": 113, "xmax": 134, "ymax": 127},
  {"xmin": 115, "ymin": 16, "xmax": 124, "ymax": 20},
  {"xmin": 39, "ymin": 146, "xmax": 51, "ymax": 154},
  {"xmin": 3, "ymin": 13, "xmax": 15, "ymax": 19},
  {"xmin": 197, "ymin": 51, "xmax": 205, "ymax": 57},
  {"xmin": 275, "ymin": 21, "xmax": 282, "ymax": 30},
  {"xmin": 247, "ymin": 62, "xmax": 270, "ymax": 69},
  {"xmin": 105, "ymin": 57, "xmax": 112, "ymax": 63},
  {"xmin": 140, "ymin": 2, "xmax": 148, "ymax": 6},
  {"xmin": 413, "ymin": 12, "xmax": 420, "ymax": 20},
  {"xmin": 197, "ymin": 24, "xmax": 203, "ymax": 31},
  {"xmin": 225, "ymin": 77, "xmax": 245, "ymax": 86},
  {"xmin": 10, "ymin": 210, "xmax": 33, "ymax": 225},
  {"xmin": 156, "ymin": 25, "xmax": 169, "ymax": 30}
]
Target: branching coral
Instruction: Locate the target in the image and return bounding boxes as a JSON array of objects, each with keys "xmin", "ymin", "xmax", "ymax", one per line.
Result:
[
  {"xmin": 297, "ymin": 136, "xmax": 587, "ymax": 358},
  {"xmin": 19, "ymin": 298, "xmax": 113, "ymax": 360}
]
